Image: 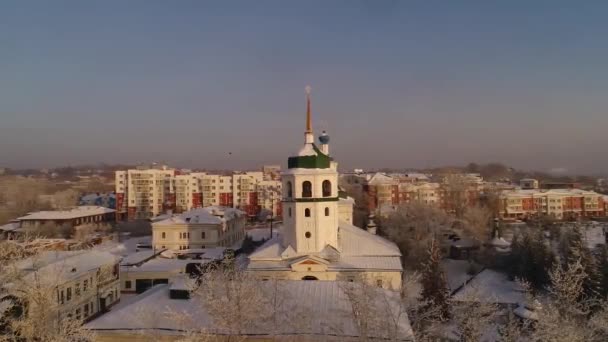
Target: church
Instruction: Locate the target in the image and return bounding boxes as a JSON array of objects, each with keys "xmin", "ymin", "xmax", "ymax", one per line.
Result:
[{"xmin": 247, "ymin": 88, "xmax": 403, "ymax": 289}]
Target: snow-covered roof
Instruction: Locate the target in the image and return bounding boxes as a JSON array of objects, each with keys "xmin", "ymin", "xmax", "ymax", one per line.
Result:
[
  {"xmin": 367, "ymin": 172, "xmax": 396, "ymax": 185},
  {"xmin": 297, "ymin": 143, "xmax": 318, "ymax": 157},
  {"xmin": 120, "ymin": 258, "xmax": 196, "ymax": 273},
  {"xmin": 338, "ymin": 221, "xmax": 401, "ymax": 257},
  {"xmin": 0, "ymin": 222, "xmax": 19, "ymax": 232},
  {"xmin": 248, "ymin": 221, "xmax": 402, "ymax": 272},
  {"xmin": 120, "ymin": 250, "xmax": 160, "ymax": 266},
  {"xmin": 16, "ymin": 206, "xmax": 115, "ymax": 221},
  {"xmin": 152, "ymin": 206, "xmax": 245, "ymax": 226},
  {"xmin": 501, "ymin": 188, "xmax": 602, "ymax": 198},
  {"xmin": 442, "ymin": 259, "xmax": 476, "ymax": 292},
  {"xmin": 86, "ymin": 281, "xmax": 414, "ymax": 340},
  {"xmin": 16, "ymin": 250, "xmax": 118, "ymax": 282},
  {"xmin": 452, "ymin": 269, "xmax": 525, "ymax": 305}
]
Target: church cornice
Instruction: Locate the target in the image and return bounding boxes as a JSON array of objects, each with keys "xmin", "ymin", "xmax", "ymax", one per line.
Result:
[{"xmin": 283, "ymin": 197, "xmax": 339, "ymax": 203}]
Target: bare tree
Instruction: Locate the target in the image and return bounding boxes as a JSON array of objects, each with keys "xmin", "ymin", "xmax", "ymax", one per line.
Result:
[
  {"xmin": 52, "ymin": 189, "xmax": 80, "ymax": 210},
  {"xmin": 442, "ymin": 174, "xmax": 471, "ymax": 218},
  {"xmin": 460, "ymin": 205, "xmax": 493, "ymax": 243},
  {"xmin": 381, "ymin": 201, "xmax": 452, "ymax": 268},
  {"xmin": 450, "ymin": 291, "xmax": 499, "ymax": 342}
]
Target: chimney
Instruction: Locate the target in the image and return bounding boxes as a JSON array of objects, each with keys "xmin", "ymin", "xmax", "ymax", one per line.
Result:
[{"xmin": 366, "ymin": 215, "xmax": 377, "ymax": 235}]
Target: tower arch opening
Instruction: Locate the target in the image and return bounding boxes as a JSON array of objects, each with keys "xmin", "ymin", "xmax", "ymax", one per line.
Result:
[
  {"xmin": 322, "ymin": 180, "xmax": 332, "ymax": 197},
  {"xmin": 302, "ymin": 181, "xmax": 312, "ymax": 198}
]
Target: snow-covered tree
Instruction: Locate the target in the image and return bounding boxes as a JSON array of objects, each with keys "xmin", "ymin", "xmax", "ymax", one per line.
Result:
[{"xmin": 420, "ymin": 237, "xmax": 450, "ymax": 319}]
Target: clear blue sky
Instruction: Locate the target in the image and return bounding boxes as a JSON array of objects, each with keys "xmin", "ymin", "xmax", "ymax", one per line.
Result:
[{"xmin": 2, "ymin": 1, "xmax": 608, "ymax": 174}]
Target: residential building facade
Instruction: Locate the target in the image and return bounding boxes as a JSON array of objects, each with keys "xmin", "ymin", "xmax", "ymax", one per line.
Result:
[
  {"xmin": 151, "ymin": 206, "xmax": 246, "ymax": 251},
  {"xmin": 9, "ymin": 250, "xmax": 120, "ymax": 323},
  {"xmin": 116, "ymin": 167, "xmax": 281, "ymax": 220},
  {"xmin": 500, "ymin": 189, "xmax": 606, "ymax": 220}
]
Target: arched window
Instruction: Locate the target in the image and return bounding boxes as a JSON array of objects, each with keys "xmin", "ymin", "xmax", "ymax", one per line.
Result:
[
  {"xmin": 302, "ymin": 181, "xmax": 312, "ymax": 198},
  {"xmin": 288, "ymin": 207, "xmax": 292, "ymax": 217},
  {"xmin": 322, "ymin": 180, "xmax": 331, "ymax": 197},
  {"xmin": 286, "ymin": 181, "xmax": 293, "ymax": 198},
  {"xmin": 325, "ymin": 207, "xmax": 330, "ymax": 216},
  {"xmin": 305, "ymin": 208, "xmax": 311, "ymax": 217}
]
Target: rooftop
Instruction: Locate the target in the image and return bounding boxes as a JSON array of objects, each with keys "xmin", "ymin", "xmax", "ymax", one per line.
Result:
[
  {"xmin": 16, "ymin": 206, "xmax": 116, "ymax": 221},
  {"xmin": 453, "ymin": 269, "xmax": 525, "ymax": 305},
  {"xmin": 15, "ymin": 250, "xmax": 118, "ymax": 282},
  {"xmin": 248, "ymin": 221, "xmax": 402, "ymax": 272},
  {"xmin": 152, "ymin": 206, "xmax": 245, "ymax": 226},
  {"xmin": 86, "ymin": 280, "xmax": 414, "ymax": 340}
]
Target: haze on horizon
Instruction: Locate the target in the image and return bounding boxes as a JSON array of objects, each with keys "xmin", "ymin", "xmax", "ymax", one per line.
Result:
[{"xmin": 1, "ymin": 1, "xmax": 608, "ymax": 175}]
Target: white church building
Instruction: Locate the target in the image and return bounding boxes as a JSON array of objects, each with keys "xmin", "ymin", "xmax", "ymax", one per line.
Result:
[{"xmin": 247, "ymin": 89, "xmax": 403, "ymax": 289}]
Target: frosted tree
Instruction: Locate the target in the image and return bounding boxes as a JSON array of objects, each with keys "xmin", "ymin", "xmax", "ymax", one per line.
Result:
[
  {"xmin": 420, "ymin": 237, "xmax": 450, "ymax": 319},
  {"xmin": 0, "ymin": 238, "xmax": 94, "ymax": 341},
  {"xmin": 381, "ymin": 201, "xmax": 452, "ymax": 267}
]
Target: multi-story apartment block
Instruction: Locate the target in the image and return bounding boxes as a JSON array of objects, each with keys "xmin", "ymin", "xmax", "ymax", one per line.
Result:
[
  {"xmin": 7, "ymin": 250, "xmax": 120, "ymax": 323},
  {"xmin": 363, "ymin": 172, "xmax": 482, "ymax": 215},
  {"xmin": 115, "ymin": 165, "xmax": 176, "ymax": 220},
  {"xmin": 151, "ymin": 206, "xmax": 246, "ymax": 251},
  {"xmin": 500, "ymin": 189, "xmax": 606, "ymax": 220},
  {"xmin": 116, "ymin": 166, "xmax": 281, "ymax": 220}
]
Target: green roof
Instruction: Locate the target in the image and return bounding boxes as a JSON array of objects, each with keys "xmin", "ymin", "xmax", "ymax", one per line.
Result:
[{"xmin": 287, "ymin": 144, "xmax": 331, "ymax": 169}]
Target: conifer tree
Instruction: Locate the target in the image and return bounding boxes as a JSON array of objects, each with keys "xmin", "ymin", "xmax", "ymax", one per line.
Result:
[
  {"xmin": 596, "ymin": 245, "xmax": 608, "ymax": 299},
  {"xmin": 420, "ymin": 237, "xmax": 450, "ymax": 319},
  {"xmin": 561, "ymin": 227, "xmax": 601, "ymax": 300}
]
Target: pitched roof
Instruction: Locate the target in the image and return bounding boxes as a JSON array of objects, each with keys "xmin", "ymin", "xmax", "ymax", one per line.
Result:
[
  {"xmin": 152, "ymin": 206, "xmax": 245, "ymax": 226},
  {"xmin": 248, "ymin": 222, "xmax": 402, "ymax": 272},
  {"xmin": 367, "ymin": 172, "xmax": 396, "ymax": 185},
  {"xmin": 16, "ymin": 206, "xmax": 115, "ymax": 221},
  {"xmin": 338, "ymin": 221, "xmax": 401, "ymax": 257},
  {"xmin": 86, "ymin": 280, "xmax": 414, "ymax": 340}
]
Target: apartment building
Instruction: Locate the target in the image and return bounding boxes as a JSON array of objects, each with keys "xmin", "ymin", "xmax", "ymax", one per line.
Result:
[
  {"xmin": 116, "ymin": 166, "xmax": 280, "ymax": 220},
  {"xmin": 115, "ymin": 165, "xmax": 176, "ymax": 220},
  {"xmin": 363, "ymin": 172, "xmax": 482, "ymax": 214},
  {"xmin": 500, "ymin": 188, "xmax": 606, "ymax": 220},
  {"xmin": 151, "ymin": 206, "xmax": 246, "ymax": 251},
  {"xmin": 8, "ymin": 250, "xmax": 120, "ymax": 323}
]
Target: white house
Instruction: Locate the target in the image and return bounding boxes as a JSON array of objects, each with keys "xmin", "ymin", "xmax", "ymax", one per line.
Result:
[{"xmin": 151, "ymin": 206, "xmax": 246, "ymax": 251}]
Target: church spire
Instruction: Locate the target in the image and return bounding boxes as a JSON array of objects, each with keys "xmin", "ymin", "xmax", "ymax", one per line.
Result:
[
  {"xmin": 304, "ymin": 86, "xmax": 314, "ymax": 144},
  {"xmin": 305, "ymin": 85, "xmax": 312, "ymax": 133}
]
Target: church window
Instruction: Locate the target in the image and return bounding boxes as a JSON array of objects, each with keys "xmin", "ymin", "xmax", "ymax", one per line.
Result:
[
  {"xmin": 325, "ymin": 207, "xmax": 330, "ymax": 216},
  {"xmin": 286, "ymin": 181, "xmax": 293, "ymax": 198},
  {"xmin": 305, "ymin": 208, "xmax": 311, "ymax": 217},
  {"xmin": 322, "ymin": 180, "xmax": 331, "ymax": 197},
  {"xmin": 305, "ymin": 232, "xmax": 311, "ymax": 238},
  {"xmin": 302, "ymin": 181, "xmax": 312, "ymax": 198}
]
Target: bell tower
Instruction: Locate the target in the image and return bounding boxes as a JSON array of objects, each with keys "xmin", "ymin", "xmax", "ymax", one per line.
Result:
[{"xmin": 281, "ymin": 87, "xmax": 339, "ymax": 254}]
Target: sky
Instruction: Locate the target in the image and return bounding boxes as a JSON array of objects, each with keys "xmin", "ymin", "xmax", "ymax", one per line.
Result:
[{"xmin": 1, "ymin": 1, "xmax": 608, "ymax": 174}]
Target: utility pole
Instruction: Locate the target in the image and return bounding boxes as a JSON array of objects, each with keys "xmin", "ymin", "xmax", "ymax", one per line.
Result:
[{"xmin": 270, "ymin": 190, "xmax": 274, "ymax": 239}]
